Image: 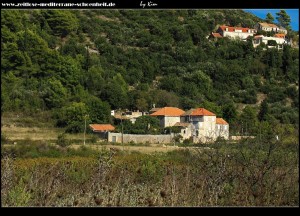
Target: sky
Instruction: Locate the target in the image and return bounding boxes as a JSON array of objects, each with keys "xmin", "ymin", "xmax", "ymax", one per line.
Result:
[{"xmin": 244, "ymin": 9, "xmax": 299, "ymax": 31}]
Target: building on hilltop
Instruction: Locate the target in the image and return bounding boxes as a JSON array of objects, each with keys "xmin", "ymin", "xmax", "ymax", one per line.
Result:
[
  {"xmin": 253, "ymin": 34, "xmax": 287, "ymax": 50},
  {"xmin": 254, "ymin": 22, "xmax": 288, "ymax": 35},
  {"xmin": 212, "ymin": 25, "xmax": 257, "ymax": 40}
]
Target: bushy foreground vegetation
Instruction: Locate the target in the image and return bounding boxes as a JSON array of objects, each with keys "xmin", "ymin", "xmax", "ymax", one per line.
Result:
[{"xmin": 2, "ymin": 138, "xmax": 298, "ymax": 207}]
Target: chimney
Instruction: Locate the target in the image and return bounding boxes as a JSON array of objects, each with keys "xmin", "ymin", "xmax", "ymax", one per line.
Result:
[
  {"xmin": 153, "ymin": 103, "xmax": 155, "ymax": 108},
  {"xmin": 225, "ymin": 28, "xmax": 228, "ymax": 31}
]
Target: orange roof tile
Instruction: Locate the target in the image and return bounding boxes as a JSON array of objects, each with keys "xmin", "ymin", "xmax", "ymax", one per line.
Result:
[
  {"xmin": 150, "ymin": 107, "xmax": 185, "ymax": 117},
  {"xmin": 216, "ymin": 118, "xmax": 228, "ymax": 125},
  {"xmin": 212, "ymin": 33, "xmax": 222, "ymax": 38},
  {"xmin": 219, "ymin": 25, "xmax": 255, "ymax": 33},
  {"xmin": 274, "ymin": 33, "xmax": 285, "ymax": 38},
  {"xmin": 89, "ymin": 124, "xmax": 115, "ymax": 132},
  {"xmin": 182, "ymin": 108, "xmax": 216, "ymax": 116}
]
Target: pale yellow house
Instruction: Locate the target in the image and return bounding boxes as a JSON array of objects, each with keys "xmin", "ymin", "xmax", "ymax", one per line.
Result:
[{"xmin": 254, "ymin": 22, "xmax": 287, "ymax": 35}]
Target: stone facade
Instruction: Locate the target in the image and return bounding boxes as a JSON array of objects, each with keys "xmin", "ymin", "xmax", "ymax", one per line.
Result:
[{"xmin": 108, "ymin": 132, "xmax": 175, "ymax": 144}]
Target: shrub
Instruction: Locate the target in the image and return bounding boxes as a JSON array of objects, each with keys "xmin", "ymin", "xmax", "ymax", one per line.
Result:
[
  {"xmin": 173, "ymin": 134, "xmax": 183, "ymax": 143},
  {"xmin": 1, "ymin": 133, "xmax": 9, "ymax": 144},
  {"xmin": 183, "ymin": 137, "xmax": 193, "ymax": 145},
  {"xmin": 267, "ymin": 40, "xmax": 277, "ymax": 46},
  {"xmin": 57, "ymin": 133, "xmax": 69, "ymax": 147},
  {"xmin": 7, "ymin": 181, "xmax": 31, "ymax": 206}
]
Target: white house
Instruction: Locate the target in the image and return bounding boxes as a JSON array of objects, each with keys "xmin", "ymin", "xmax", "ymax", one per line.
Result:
[
  {"xmin": 111, "ymin": 110, "xmax": 115, "ymax": 116},
  {"xmin": 216, "ymin": 25, "xmax": 256, "ymax": 40},
  {"xmin": 254, "ymin": 22, "xmax": 279, "ymax": 32},
  {"xmin": 150, "ymin": 107, "xmax": 185, "ymax": 128},
  {"xmin": 254, "ymin": 22, "xmax": 288, "ymax": 35},
  {"xmin": 173, "ymin": 122, "xmax": 194, "ymax": 140},
  {"xmin": 181, "ymin": 108, "xmax": 218, "ymax": 143},
  {"xmin": 123, "ymin": 110, "xmax": 145, "ymax": 124},
  {"xmin": 253, "ymin": 34, "xmax": 286, "ymax": 49},
  {"xmin": 215, "ymin": 118, "xmax": 229, "ymax": 140}
]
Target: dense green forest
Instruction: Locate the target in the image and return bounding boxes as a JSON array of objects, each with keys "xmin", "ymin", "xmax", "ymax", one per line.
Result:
[{"xmin": 1, "ymin": 9, "xmax": 299, "ymax": 135}]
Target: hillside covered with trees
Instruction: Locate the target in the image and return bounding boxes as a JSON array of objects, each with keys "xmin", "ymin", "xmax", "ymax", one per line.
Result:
[{"xmin": 1, "ymin": 9, "xmax": 299, "ymax": 135}]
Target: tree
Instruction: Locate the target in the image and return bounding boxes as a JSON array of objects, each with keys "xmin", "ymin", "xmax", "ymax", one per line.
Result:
[
  {"xmin": 276, "ymin": 10, "xmax": 291, "ymax": 30},
  {"xmin": 258, "ymin": 100, "xmax": 269, "ymax": 122},
  {"xmin": 240, "ymin": 106, "xmax": 258, "ymax": 135},
  {"xmin": 84, "ymin": 96, "xmax": 111, "ymax": 124},
  {"xmin": 42, "ymin": 78, "xmax": 67, "ymax": 109},
  {"xmin": 222, "ymin": 103, "xmax": 237, "ymax": 124},
  {"xmin": 199, "ymin": 101, "xmax": 223, "ymax": 117},
  {"xmin": 265, "ymin": 13, "xmax": 274, "ymax": 23},
  {"xmin": 282, "ymin": 45, "xmax": 292, "ymax": 74},
  {"xmin": 41, "ymin": 10, "xmax": 79, "ymax": 37},
  {"xmin": 101, "ymin": 81, "xmax": 128, "ymax": 109},
  {"xmin": 133, "ymin": 116, "xmax": 160, "ymax": 134},
  {"xmin": 136, "ymin": 98, "xmax": 148, "ymax": 112},
  {"xmin": 267, "ymin": 40, "xmax": 277, "ymax": 47},
  {"xmin": 56, "ymin": 102, "xmax": 88, "ymax": 133}
]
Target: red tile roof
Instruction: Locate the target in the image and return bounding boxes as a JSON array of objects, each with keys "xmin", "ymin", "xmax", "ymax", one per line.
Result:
[
  {"xmin": 183, "ymin": 108, "xmax": 216, "ymax": 116},
  {"xmin": 211, "ymin": 33, "xmax": 222, "ymax": 38},
  {"xmin": 219, "ymin": 25, "xmax": 253, "ymax": 33},
  {"xmin": 274, "ymin": 33, "xmax": 285, "ymax": 38},
  {"xmin": 89, "ymin": 124, "xmax": 115, "ymax": 132},
  {"xmin": 150, "ymin": 107, "xmax": 185, "ymax": 117},
  {"xmin": 216, "ymin": 118, "xmax": 228, "ymax": 125}
]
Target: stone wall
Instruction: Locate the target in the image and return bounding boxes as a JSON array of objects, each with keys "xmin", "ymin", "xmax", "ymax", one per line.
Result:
[{"xmin": 108, "ymin": 132, "xmax": 175, "ymax": 144}]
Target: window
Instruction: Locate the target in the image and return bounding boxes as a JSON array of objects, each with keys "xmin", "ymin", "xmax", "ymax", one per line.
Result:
[
  {"xmin": 183, "ymin": 130, "xmax": 186, "ymax": 134},
  {"xmin": 196, "ymin": 130, "xmax": 199, "ymax": 137}
]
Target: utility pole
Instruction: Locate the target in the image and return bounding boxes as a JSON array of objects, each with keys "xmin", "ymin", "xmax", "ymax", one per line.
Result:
[
  {"xmin": 121, "ymin": 116, "xmax": 124, "ymax": 150},
  {"xmin": 83, "ymin": 114, "xmax": 88, "ymax": 145}
]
